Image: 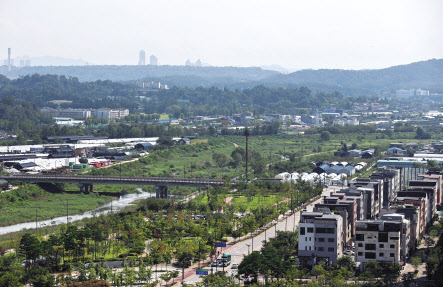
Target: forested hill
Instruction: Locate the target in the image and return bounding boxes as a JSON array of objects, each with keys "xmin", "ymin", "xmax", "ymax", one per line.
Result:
[
  {"xmin": 1, "ymin": 65, "xmax": 278, "ymax": 84},
  {"xmin": 1, "ymin": 59, "xmax": 442, "ymax": 94},
  {"xmin": 0, "ymin": 74, "xmax": 139, "ymax": 110},
  {"xmin": 263, "ymin": 59, "xmax": 443, "ymax": 92}
]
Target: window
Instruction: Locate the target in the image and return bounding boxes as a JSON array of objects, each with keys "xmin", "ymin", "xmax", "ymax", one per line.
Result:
[
  {"xmin": 365, "ymin": 244, "xmax": 376, "ymax": 251},
  {"xmin": 390, "ymin": 253, "xmax": 394, "ymax": 257},
  {"xmin": 390, "ymin": 236, "xmax": 399, "ymax": 240},
  {"xmin": 328, "ymin": 247, "xmax": 334, "ymax": 252},
  {"xmin": 358, "ymin": 243, "xmax": 363, "ymax": 247},
  {"xmin": 300, "ymin": 227, "xmax": 305, "ymax": 235},
  {"xmin": 379, "ymin": 244, "xmax": 384, "ymax": 248},
  {"xmin": 379, "ymin": 253, "xmax": 384, "ymax": 257},
  {"xmin": 328, "ymin": 238, "xmax": 334, "ymax": 243},
  {"xmin": 318, "ymin": 247, "xmax": 325, "ymax": 251},
  {"xmin": 307, "ymin": 227, "xmax": 314, "ymax": 233},
  {"xmin": 305, "ymin": 246, "xmax": 307, "ymax": 250},
  {"xmin": 356, "ymin": 234, "xmax": 364, "ymax": 241},
  {"xmin": 390, "ymin": 244, "xmax": 395, "ymax": 248},
  {"xmin": 316, "ymin": 228, "xmax": 335, "ymax": 234},
  {"xmin": 305, "ymin": 238, "xmax": 307, "ymax": 241},
  {"xmin": 365, "ymin": 252, "xmax": 376, "ymax": 259},
  {"xmin": 319, "ymin": 238, "xmax": 325, "ymax": 242},
  {"xmin": 358, "ymin": 252, "xmax": 363, "ymax": 256},
  {"xmin": 379, "ymin": 232, "xmax": 388, "ymax": 242}
]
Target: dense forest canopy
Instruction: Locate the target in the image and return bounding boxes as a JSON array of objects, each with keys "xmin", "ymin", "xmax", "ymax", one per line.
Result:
[
  {"xmin": 0, "ymin": 74, "xmax": 139, "ymax": 110},
  {"xmin": 0, "ymin": 74, "xmax": 365, "ymax": 117}
]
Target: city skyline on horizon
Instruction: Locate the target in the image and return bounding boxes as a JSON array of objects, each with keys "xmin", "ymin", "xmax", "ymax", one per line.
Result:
[{"xmin": 1, "ymin": 0, "xmax": 442, "ymax": 71}]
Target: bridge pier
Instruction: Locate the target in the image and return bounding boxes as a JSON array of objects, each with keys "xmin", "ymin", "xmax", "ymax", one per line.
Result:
[
  {"xmin": 77, "ymin": 183, "xmax": 85, "ymax": 193},
  {"xmin": 155, "ymin": 185, "xmax": 168, "ymax": 198},
  {"xmin": 77, "ymin": 184, "xmax": 93, "ymax": 193}
]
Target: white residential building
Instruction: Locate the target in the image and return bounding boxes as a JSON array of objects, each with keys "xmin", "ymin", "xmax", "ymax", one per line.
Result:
[
  {"xmin": 93, "ymin": 108, "xmax": 129, "ymax": 120},
  {"xmin": 298, "ymin": 211, "xmax": 344, "ymax": 265},
  {"xmin": 355, "ymin": 213, "xmax": 410, "ymax": 270}
]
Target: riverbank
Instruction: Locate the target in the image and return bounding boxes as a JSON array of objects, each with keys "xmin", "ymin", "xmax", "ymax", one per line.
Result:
[{"xmin": 0, "ymin": 182, "xmax": 146, "ymax": 227}]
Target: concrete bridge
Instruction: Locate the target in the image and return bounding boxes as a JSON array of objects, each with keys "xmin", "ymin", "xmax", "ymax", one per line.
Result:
[{"xmin": 1, "ymin": 174, "xmax": 225, "ymax": 198}]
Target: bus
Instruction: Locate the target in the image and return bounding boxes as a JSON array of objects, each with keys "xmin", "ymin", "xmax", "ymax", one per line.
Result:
[{"xmin": 221, "ymin": 254, "xmax": 231, "ymax": 266}]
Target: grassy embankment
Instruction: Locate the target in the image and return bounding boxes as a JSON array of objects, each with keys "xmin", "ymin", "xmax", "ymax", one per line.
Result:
[{"xmin": 0, "ymin": 182, "xmax": 143, "ymax": 227}]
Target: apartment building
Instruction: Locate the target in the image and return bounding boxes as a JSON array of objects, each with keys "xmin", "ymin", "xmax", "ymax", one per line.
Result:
[
  {"xmin": 314, "ymin": 196, "xmax": 357, "ymax": 246},
  {"xmin": 355, "ymin": 213, "xmax": 410, "ymax": 270},
  {"xmin": 41, "ymin": 107, "xmax": 92, "ymax": 119},
  {"xmin": 417, "ymin": 174, "xmax": 442, "ymax": 204},
  {"xmin": 382, "ymin": 201, "xmax": 424, "ymax": 250},
  {"xmin": 298, "ymin": 211, "xmax": 344, "ymax": 265},
  {"xmin": 349, "ymin": 178, "xmax": 383, "ymax": 218},
  {"xmin": 370, "ymin": 168, "xmax": 401, "ymax": 208},
  {"xmin": 93, "ymin": 108, "xmax": 129, "ymax": 120}
]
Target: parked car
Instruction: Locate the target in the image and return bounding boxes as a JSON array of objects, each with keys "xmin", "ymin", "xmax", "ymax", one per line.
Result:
[
  {"xmin": 231, "ymin": 264, "xmax": 238, "ymax": 269},
  {"xmin": 211, "ymin": 261, "xmax": 218, "ymax": 267}
]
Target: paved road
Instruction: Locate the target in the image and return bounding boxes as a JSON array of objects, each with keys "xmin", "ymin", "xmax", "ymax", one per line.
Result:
[{"xmin": 174, "ymin": 186, "xmax": 332, "ymax": 286}]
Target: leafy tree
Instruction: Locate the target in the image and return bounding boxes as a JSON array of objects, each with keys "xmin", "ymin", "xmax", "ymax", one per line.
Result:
[
  {"xmin": 312, "ymin": 264, "xmax": 326, "ymax": 278},
  {"xmin": 334, "ymin": 255, "xmax": 355, "ymax": 271},
  {"xmin": 320, "ymin": 131, "xmax": 331, "ymax": 141},
  {"xmin": 0, "ymin": 272, "xmax": 22, "ymax": 287},
  {"xmin": 363, "ymin": 260, "xmax": 382, "ymax": 280},
  {"xmin": 411, "ymin": 257, "xmax": 421, "ymax": 272},
  {"xmin": 19, "ymin": 233, "xmax": 41, "ymax": 266},
  {"xmin": 200, "ymin": 271, "xmax": 240, "ymax": 287},
  {"xmin": 238, "ymin": 251, "xmax": 263, "ymax": 284},
  {"xmin": 212, "ymin": 153, "xmax": 229, "ymax": 168},
  {"xmin": 382, "ymin": 263, "xmax": 402, "ymax": 285}
]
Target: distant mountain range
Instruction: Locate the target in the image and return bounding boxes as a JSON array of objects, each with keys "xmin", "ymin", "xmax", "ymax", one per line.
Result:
[{"xmin": 1, "ymin": 59, "xmax": 442, "ymax": 95}]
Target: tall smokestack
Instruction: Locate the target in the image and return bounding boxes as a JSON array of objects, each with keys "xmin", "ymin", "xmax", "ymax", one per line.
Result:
[{"xmin": 7, "ymin": 48, "xmax": 11, "ymax": 71}]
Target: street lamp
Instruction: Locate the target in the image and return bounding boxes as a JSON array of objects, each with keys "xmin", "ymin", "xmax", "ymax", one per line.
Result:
[{"xmin": 246, "ymin": 244, "xmax": 250, "ymax": 255}]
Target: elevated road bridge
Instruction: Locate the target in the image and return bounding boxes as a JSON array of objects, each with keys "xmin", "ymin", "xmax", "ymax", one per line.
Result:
[{"xmin": 0, "ymin": 174, "xmax": 225, "ymax": 198}]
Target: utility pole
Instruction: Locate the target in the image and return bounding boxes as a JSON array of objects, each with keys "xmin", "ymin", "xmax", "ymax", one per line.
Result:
[
  {"xmin": 244, "ymin": 128, "xmax": 249, "ymax": 182},
  {"xmin": 66, "ymin": 198, "xmax": 70, "ymax": 225},
  {"xmin": 35, "ymin": 205, "xmax": 39, "ymax": 235}
]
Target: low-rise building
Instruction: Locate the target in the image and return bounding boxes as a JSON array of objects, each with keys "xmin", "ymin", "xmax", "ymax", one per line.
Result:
[
  {"xmin": 314, "ymin": 196, "xmax": 357, "ymax": 246},
  {"xmin": 298, "ymin": 211, "xmax": 344, "ymax": 265},
  {"xmin": 93, "ymin": 108, "xmax": 129, "ymax": 120},
  {"xmin": 355, "ymin": 213, "xmax": 410, "ymax": 270},
  {"xmin": 417, "ymin": 173, "xmax": 442, "ymax": 205},
  {"xmin": 370, "ymin": 167, "xmax": 401, "ymax": 208}
]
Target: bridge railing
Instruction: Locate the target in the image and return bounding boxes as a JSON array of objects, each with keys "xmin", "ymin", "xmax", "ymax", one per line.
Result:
[{"xmin": 2, "ymin": 174, "xmax": 225, "ymax": 185}]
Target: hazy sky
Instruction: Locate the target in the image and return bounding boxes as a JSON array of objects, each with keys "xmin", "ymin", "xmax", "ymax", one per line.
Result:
[{"xmin": 1, "ymin": 0, "xmax": 442, "ymax": 70}]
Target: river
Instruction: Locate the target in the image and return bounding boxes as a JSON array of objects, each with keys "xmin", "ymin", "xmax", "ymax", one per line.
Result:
[{"xmin": 0, "ymin": 189, "xmax": 156, "ymax": 236}]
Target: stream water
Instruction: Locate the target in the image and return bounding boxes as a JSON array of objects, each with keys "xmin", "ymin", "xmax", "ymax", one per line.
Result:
[{"xmin": 0, "ymin": 189, "xmax": 156, "ymax": 236}]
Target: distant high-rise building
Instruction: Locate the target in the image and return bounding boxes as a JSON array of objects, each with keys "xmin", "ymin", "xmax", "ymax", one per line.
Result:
[
  {"xmin": 185, "ymin": 59, "xmax": 192, "ymax": 66},
  {"xmin": 196, "ymin": 59, "xmax": 202, "ymax": 67},
  {"xmin": 138, "ymin": 50, "xmax": 146, "ymax": 65},
  {"xmin": 150, "ymin": 55, "xmax": 158, "ymax": 66},
  {"xmin": 19, "ymin": 60, "xmax": 25, "ymax": 67},
  {"xmin": 7, "ymin": 48, "xmax": 11, "ymax": 71},
  {"xmin": 25, "ymin": 59, "xmax": 31, "ymax": 66}
]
